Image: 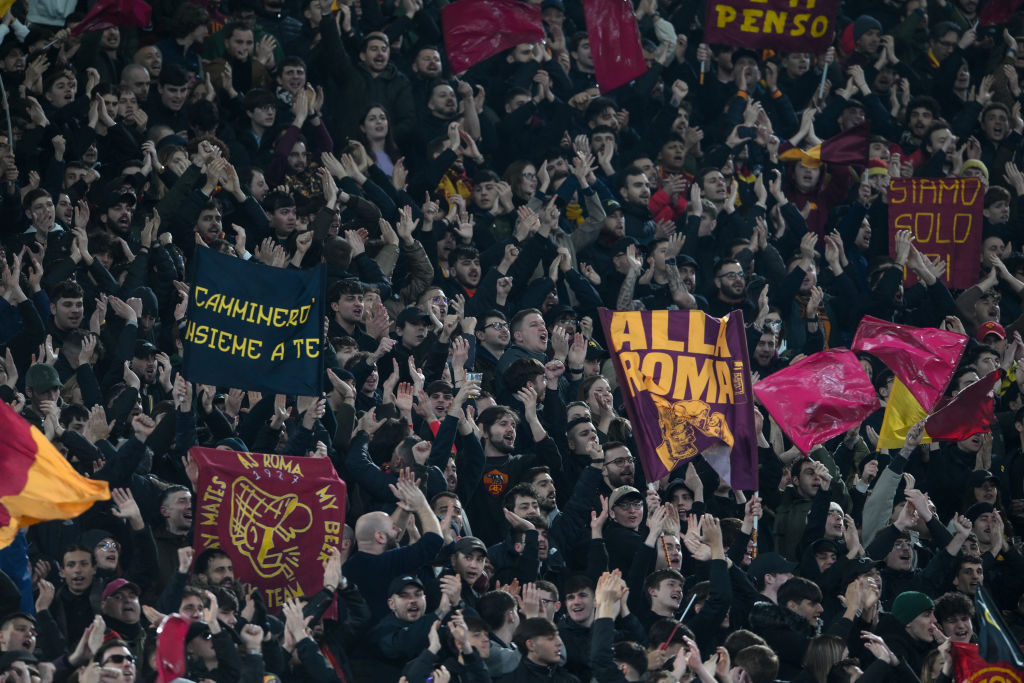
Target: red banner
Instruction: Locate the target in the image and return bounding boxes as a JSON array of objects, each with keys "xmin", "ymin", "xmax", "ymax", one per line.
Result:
[
  {"xmin": 887, "ymin": 178, "xmax": 983, "ymax": 290},
  {"xmin": 441, "ymin": 0, "xmax": 545, "ymax": 74},
  {"xmin": 754, "ymin": 349, "xmax": 879, "ymax": 453},
  {"xmin": 952, "ymin": 642, "xmax": 1024, "ymax": 683},
  {"xmin": 70, "ymin": 0, "xmax": 151, "ymax": 37},
  {"xmin": 191, "ymin": 447, "xmax": 346, "ymax": 610},
  {"xmin": 584, "ymin": 0, "xmax": 647, "ymax": 93},
  {"xmin": 598, "ymin": 308, "xmax": 757, "ymax": 489},
  {"xmin": 703, "ymin": 0, "xmax": 839, "ymax": 53}
]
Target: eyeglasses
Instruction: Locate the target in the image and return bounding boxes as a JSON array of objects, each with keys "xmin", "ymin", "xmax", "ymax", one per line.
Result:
[
  {"xmin": 539, "ymin": 598, "xmax": 557, "ymax": 605},
  {"xmin": 102, "ymin": 654, "xmax": 136, "ymax": 665},
  {"xmin": 557, "ymin": 319, "xmax": 579, "ymax": 327},
  {"xmin": 719, "ymin": 271, "xmax": 745, "ymax": 280},
  {"xmin": 522, "ymin": 172, "xmax": 536, "ymax": 179},
  {"xmin": 431, "ymin": 295, "xmax": 447, "ymax": 304},
  {"xmin": 765, "ymin": 320, "xmax": 782, "ymax": 328},
  {"xmin": 485, "ymin": 321, "xmax": 509, "ymax": 330},
  {"xmin": 605, "ymin": 456, "xmax": 635, "ymax": 467},
  {"xmin": 97, "ymin": 540, "xmax": 119, "ymax": 551},
  {"xmin": 614, "ymin": 500, "xmax": 644, "ymax": 509},
  {"xmin": 893, "ymin": 540, "xmax": 912, "ymax": 549}
]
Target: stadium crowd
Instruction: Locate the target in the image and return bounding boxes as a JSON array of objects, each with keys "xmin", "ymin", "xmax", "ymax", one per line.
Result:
[{"xmin": 0, "ymin": 0, "xmax": 1024, "ymax": 680}]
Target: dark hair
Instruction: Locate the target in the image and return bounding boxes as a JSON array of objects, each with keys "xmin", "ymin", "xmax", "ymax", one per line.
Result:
[
  {"xmin": 826, "ymin": 658, "xmax": 862, "ymax": 683},
  {"xmin": 930, "ymin": 21, "xmax": 962, "ymax": 40},
  {"xmin": 613, "ymin": 641, "xmax": 648, "ymax": 675},
  {"xmin": 328, "ymin": 279, "xmax": 365, "ymax": 303},
  {"xmin": 512, "ymin": 617, "xmax": 558, "ymax": 654},
  {"xmin": 22, "ymin": 187, "xmax": 52, "ymax": 211},
  {"xmin": 59, "ymin": 403, "xmax": 90, "ymax": 428},
  {"xmin": 724, "ymin": 629, "xmax": 767, "ymax": 659},
  {"xmin": 62, "ymin": 543, "xmax": 94, "ymax": 562},
  {"xmin": 170, "ymin": 3, "xmax": 210, "ymax": 39},
  {"xmin": 735, "ymin": 645, "xmax": 781, "ymax": 683},
  {"xmin": 934, "ymin": 591, "xmax": 974, "ymax": 624},
  {"xmin": 648, "ymin": 618, "xmax": 693, "ymax": 647},
  {"xmin": 263, "ymin": 190, "xmax": 295, "ymax": 213},
  {"xmin": 478, "ymin": 405, "xmax": 520, "ymax": 433},
  {"xmin": 50, "ymin": 279, "xmax": 84, "ymax": 302},
  {"xmin": 503, "ymin": 482, "xmax": 538, "ymax": 511},
  {"xmin": 524, "ymin": 465, "xmax": 551, "ymax": 483},
  {"xmin": 502, "ymin": 357, "xmax": 546, "ymax": 394},
  {"xmin": 195, "ymin": 548, "xmax": 231, "ymax": 576},
  {"xmin": 584, "ymin": 96, "xmax": 616, "ymax": 123},
  {"xmin": 563, "ymin": 574, "xmax": 595, "ymax": 597},
  {"xmin": 160, "ymin": 484, "xmax": 190, "ymax": 508},
  {"xmin": 907, "ymin": 95, "xmax": 941, "ymax": 117},
  {"xmin": 94, "ymin": 638, "xmax": 133, "ymax": 664},
  {"xmin": 448, "ymin": 244, "xmax": 480, "ymax": 268},
  {"xmin": 159, "ymin": 64, "xmax": 190, "ymax": 87},
  {"xmin": 778, "ymin": 576, "xmax": 822, "ymax": 608},
  {"xmin": 476, "ymin": 310, "xmax": 507, "ymax": 333},
  {"xmin": 644, "ymin": 569, "xmax": 684, "ymax": 604},
  {"xmin": 222, "ymin": 21, "xmax": 253, "ymax": 42},
  {"xmin": 478, "ymin": 590, "xmax": 518, "ymax": 631}
]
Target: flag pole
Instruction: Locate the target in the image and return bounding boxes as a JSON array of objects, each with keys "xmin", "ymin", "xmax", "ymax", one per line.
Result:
[{"xmin": 751, "ymin": 490, "xmax": 759, "ymax": 558}]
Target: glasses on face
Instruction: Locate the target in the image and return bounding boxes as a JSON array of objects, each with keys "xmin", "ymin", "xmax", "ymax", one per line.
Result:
[
  {"xmin": 765, "ymin": 320, "xmax": 782, "ymax": 329},
  {"xmin": 605, "ymin": 456, "xmax": 635, "ymax": 468},
  {"xmin": 97, "ymin": 540, "xmax": 119, "ymax": 551},
  {"xmin": 431, "ymin": 295, "xmax": 447, "ymax": 305},
  {"xmin": 539, "ymin": 598, "xmax": 557, "ymax": 605},
  {"xmin": 522, "ymin": 172, "xmax": 536, "ymax": 179},
  {"xmin": 485, "ymin": 321, "xmax": 509, "ymax": 330},
  {"xmin": 893, "ymin": 540, "xmax": 912, "ymax": 549},
  {"xmin": 103, "ymin": 654, "xmax": 136, "ymax": 665},
  {"xmin": 719, "ymin": 271, "xmax": 745, "ymax": 280},
  {"xmin": 614, "ymin": 500, "xmax": 644, "ymax": 509}
]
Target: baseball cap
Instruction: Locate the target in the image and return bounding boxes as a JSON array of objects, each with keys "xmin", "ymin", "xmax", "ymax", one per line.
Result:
[
  {"xmin": 386, "ymin": 575, "xmax": 424, "ymax": 596},
  {"xmin": 747, "ymin": 552, "xmax": 797, "ymax": 585},
  {"xmin": 976, "ymin": 321, "xmax": 1006, "ymax": 342},
  {"xmin": 811, "ymin": 538, "xmax": 840, "ymax": 555},
  {"xmin": 612, "ymin": 237, "xmax": 638, "ymax": 255},
  {"xmin": 396, "ymin": 306, "xmax": 431, "ymax": 327},
  {"xmin": 966, "ymin": 502, "xmax": 996, "ymax": 523},
  {"xmin": 968, "ymin": 470, "xmax": 999, "ymax": 488},
  {"xmin": 101, "ymin": 578, "xmax": 140, "ymax": 602},
  {"xmin": 186, "ymin": 621, "xmax": 212, "ymax": 642},
  {"xmin": 25, "ymin": 363, "xmax": 62, "ymax": 392},
  {"xmin": 452, "ymin": 536, "xmax": 487, "ymax": 556},
  {"xmin": 608, "ymin": 485, "xmax": 643, "ymax": 509},
  {"xmin": 842, "ymin": 557, "xmax": 883, "ymax": 587},
  {"xmin": 134, "ymin": 340, "xmax": 158, "ymax": 358}
]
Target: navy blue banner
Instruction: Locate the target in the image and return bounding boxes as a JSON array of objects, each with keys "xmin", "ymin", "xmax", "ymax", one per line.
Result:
[{"xmin": 182, "ymin": 248, "xmax": 325, "ymax": 395}]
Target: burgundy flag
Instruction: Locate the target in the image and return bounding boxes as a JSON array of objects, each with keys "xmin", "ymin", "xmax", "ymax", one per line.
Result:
[
  {"xmin": 584, "ymin": 0, "xmax": 647, "ymax": 92},
  {"xmin": 979, "ymin": 0, "xmax": 1024, "ymax": 26},
  {"xmin": 71, "ymin": 0, "xmax": 151, "ymax": 36},
  {"xmin": 925, "ymin": 369, "xmax": 998, "ymax": 442},
  {"xmin": 442, "ymin": 0, "xmax": 545, "ymax": 74}
]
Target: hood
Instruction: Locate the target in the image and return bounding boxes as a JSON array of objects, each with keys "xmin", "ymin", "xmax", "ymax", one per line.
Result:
[{"xmin": 748, "ymin": 600, "xmax": 815, "ymax": 637}]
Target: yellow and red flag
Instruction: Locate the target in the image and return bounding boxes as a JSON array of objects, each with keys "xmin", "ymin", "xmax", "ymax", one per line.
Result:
[
  {"xmin": 0, "ymin": 400, "xmax": 110, "ymax": 548},
  {"xmin": 877, "ymin": 370, "xmax": 998, "ymax": 449}
]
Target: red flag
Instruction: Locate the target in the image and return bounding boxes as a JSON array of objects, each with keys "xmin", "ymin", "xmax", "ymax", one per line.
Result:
[
  {"xmin": 925, "ymin": 369, "xmax": 998, "ymax": 441},
  {"xmin": 952, "ymin": 642, "xmax": 1024, "ymax": 681},
  {"xmin": 441, "ymin": 0, "xmax": 545, "ymax": 74},
  {"xmin": 71, "ymin": 0, "xmax": 151, "ymax": 36},
  {"xmin": 979, "ymin": 0, "xmax": 1024, "ymax": 26},
  {"xmin": 852, "ymin": 316, "xmax": 967, "ymax": 412},
  {"xmin": 155, "ymin": 614, "xmax": 189, "ymax": 683},
  {"xmin": 584, "ymin": 0, "xmax": 646, "ymax": 93},
  {"xmin": 778, "ymin": 122, "xmax": 870, "ymax": 169},
  {"xmin": 753, "ymin": 349, "xmax": 880, "ymax": 453},
  {"xmin": 0, "ymin": 398, "xmax": 109, "ymax": 548}
]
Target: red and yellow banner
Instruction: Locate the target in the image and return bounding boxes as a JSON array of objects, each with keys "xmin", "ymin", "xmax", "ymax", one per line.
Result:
[
  {"xmin": 191, "ymin": 447, "xmax": 346, "ymax": 610},
  {"xmin": 703, "ymin": 0, "xmax": 839, "ymax": 53},
  {"xmin": 953, "ymin": 642, "xmax": 1024, "ymax": 683},
  {"xmin": 888, "ymin": 178, "xmax": 984, "ymax": 290},
  {"xmin": 0, "ymin": 400, "xmax": 109, "ymax": 548}
]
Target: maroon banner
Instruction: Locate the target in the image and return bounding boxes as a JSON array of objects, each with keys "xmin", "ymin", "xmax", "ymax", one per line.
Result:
[
  {"xmin": 191, "ymin": 447, "xmax": 346, "ymax": 611},
  {"xmin": 887, "ymin": 178, "xmax": 983, "ymax": 290},
  {"xmin": 441, "ymin": 0, "xmax": 545, "ymax": 74},
  {"xmin": 852, "ymin": 316, "xmax": 967, "ymax": 412},
  {"xmin": 754, "ymin": 349, "xmax": 879, "ymax": 454},
  {"xmin": 703, "ymin": 0, "xmax": 839, "ymax": 53},
  {"xmin": 598, "ymin": 308, "xmax": 757, "ymax": 489},
  {"xmin": 584, "ymin": 0, "xmax": 647, "ymax": 93},
  {"xmin": 952, "ymin": 642, "xmax": 1024, "ymax": 682}
]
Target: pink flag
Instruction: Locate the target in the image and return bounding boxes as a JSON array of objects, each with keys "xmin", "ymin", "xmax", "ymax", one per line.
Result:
[{"xmin": 754, "ymin": 349, "xmax": 879, "ymax": 453}]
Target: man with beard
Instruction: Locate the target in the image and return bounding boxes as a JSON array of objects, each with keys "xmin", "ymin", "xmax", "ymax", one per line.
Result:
[
  {"xmin": 366, "ymin": 574, "xmax": 462, "ymax": 680},
  {"xmin": 415, "ymin": 79, "xmax": 481, "ymax": 151},
  {"xmin": 526, "ymin": 466, "xmax": 559, "ymax": 524},
  {"xmin": 475, "ymin": 311, "xmax": 510, "ymax": 395},
  {"xmin": 194, "ymin": 549, "xmax": 235, "ymax": 590},
  {"xmin": 126, "ymin": 341, "xmax": 169, "ymax": 414},
  {"xmin": 443, "ymin": 245, "xmax": 482, "ymax": 299},
  {"xmin": 707, "ymin": 259, "xmax": 755, "ymax": 319},
  {"xmin": 617, "ymin": 166, "xmax": 656, "ymax": 243},
  {"xmin": 154, "ymin": 486, "xmax": 193, "ymax": 596},
  {"xmin": 409, "ymin": 46, "xmax": 444, "ymax": 104},
  {"xmin": 467, "ymin": 399, "xmax": 561, "ymax": 546},
  {"xmin": 205, "ymin": 23, "xmax": 272, "ymax": 102},
  {"xmin": 97, "ymin": 189, "xmax": 136, "ymax": 244},
  {"xmin": 99, "ymin": 579, "xmax": 144, "ymax": 659},
  {"xmin": 267, "ymin": 89, "xmax": 332, "ymax": 194},
  {"xmin": 900, "ymin": 96, "xmax": 941, "ymax": 158},
  {"xmin": 344, "ymin": 474, "xmax": 443, "ymax": 621}
]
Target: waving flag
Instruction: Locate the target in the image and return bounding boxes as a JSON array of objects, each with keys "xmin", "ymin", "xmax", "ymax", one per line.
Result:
[
  {"xmin": 71, "ymin": 0, "xmax": 152, "ymax": 37},
  {"xmin": 853, "ymin": 316, "xmax": 967, "ymax": 412},
  {"xmin": 877, "ymin": 370, "xmax": 997, "ymax": 449},
  {"xmin": 0, "ymin": 400, "xmax": 110, "ymax": 548},
  {"xmin": 584, "ymin": 0, "xmax": 646, "ymax": 92},
  {"xmin": 754, "ymin": 349, "xmax": 879, "ymax": 453},
  {"xmin": 441, "ymin": 0, "xmax": 545, "ymax": 74},
  {"xmin": 778, "ymin": 122, "xmax": 870, "ymax": 168}
]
